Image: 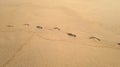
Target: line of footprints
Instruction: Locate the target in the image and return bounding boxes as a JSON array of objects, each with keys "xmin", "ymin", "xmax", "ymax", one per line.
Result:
[{"xmin": 2, "ymin": 24, "xmax": 120, "ymax": 46}]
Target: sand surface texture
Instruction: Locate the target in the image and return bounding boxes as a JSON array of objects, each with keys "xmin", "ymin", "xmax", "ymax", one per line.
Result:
[{"xmin": 0, "ymin": 0, "xmax": 120, "ymax": 67}]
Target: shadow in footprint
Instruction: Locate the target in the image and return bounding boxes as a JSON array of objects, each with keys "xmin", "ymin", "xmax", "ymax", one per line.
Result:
[
  {"xmin": 67, "ymin": 33, "xmax": 77, "ymax": 37},
  {"xmin": 36, "ymin": 26, "xmax": 43, "ymax": 29},
  {"xmin": 89, "ymin": 36, "xmax": 101, "ymax": 41},
  {"xmin": 23, "ymin": 24, "xmax": 30, "ymax": 26},
  {"xmin": 54, "ymin": 27, "xmax": 61, "ymax": 31},
  {"xmin": 6, "ymin": 25, "xmax": 14, "ymax": 27},
  {"xmin": 117, "ymin": 43, "xmax": 120, "ymax": 45}
]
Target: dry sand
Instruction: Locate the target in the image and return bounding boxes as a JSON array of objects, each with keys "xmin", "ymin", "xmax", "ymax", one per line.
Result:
[{"xmin": 0, "ymin": 0, "xmax": 120, "ymax": 67}]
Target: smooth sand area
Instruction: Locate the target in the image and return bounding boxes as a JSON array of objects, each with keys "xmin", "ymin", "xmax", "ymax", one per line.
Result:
[{"xmin": 0, "ymin": 0, "xmax": 120, "ymax": 67}]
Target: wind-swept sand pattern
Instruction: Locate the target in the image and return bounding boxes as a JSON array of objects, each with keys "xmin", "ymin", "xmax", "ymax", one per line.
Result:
[{"xmin": 0, "ymin": 0, "xmax": 120, "ymax": 67}]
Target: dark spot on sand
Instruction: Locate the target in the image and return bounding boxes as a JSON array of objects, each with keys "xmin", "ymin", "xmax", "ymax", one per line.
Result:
[
  {"xmin": 117, "ymin": 43, "xmax": 120, "ymax": 45},
  {"xmin": 67, "ymin": 33, "xmax": 76, "ymax": 37},
  {"xmin": 6, "ymin": 25, "xmax": 14, "ymax": 27},
  {"xmin": 89, "ymin": 36, "xmax": 101, "ymax": 41},
  {"xmin": 54, "ymin": 27, "xmax": 60, "ymax": 31},
  {"xmin": 36, "ymin": 26, "xmax": 43, "ymax": 29},
  {"xmin": 23, "ymin": 24, "xmax": 29, "ymax": 26}
]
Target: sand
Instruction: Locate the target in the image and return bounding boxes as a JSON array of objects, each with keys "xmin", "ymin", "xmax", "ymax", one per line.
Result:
[{"xmin": 0, "ymin": 0, "xmax": 120, "ymax": 67}]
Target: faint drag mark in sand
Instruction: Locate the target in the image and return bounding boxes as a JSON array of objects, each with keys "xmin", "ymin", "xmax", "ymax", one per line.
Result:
[
  {"xmin": 2, "ymin": 32, "xmax": 35, "ymax": 67},
  {"xmin": 35, "ymin": 33, "xmax": 67, "ymax": 42}
]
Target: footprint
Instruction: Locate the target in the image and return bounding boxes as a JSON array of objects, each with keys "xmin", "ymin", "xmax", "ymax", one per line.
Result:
[
  {"xmin": 23, "ymin": 24, "xmax": 29, "ymax": 26},
  {"xmin": 117, "ymin": 43, "xmax": 120, "ymax": 45},
  {"xmin": 6, "ymin": 25, "xmax": 14, "ymax": 27},
  {"xmin": 67, "ymin": 33, "xmax": 77, "ymax": 37},
  {"xmin": 89, "ymin": 36, "xmax": 101, "ymax": 41},
  {"xmin": 36, "ymin": 26, "xmax": 43, "ymax": 29},
  {"xmin": 54, "ymin": 27, "xmax": 61, "ymax": 31}
]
